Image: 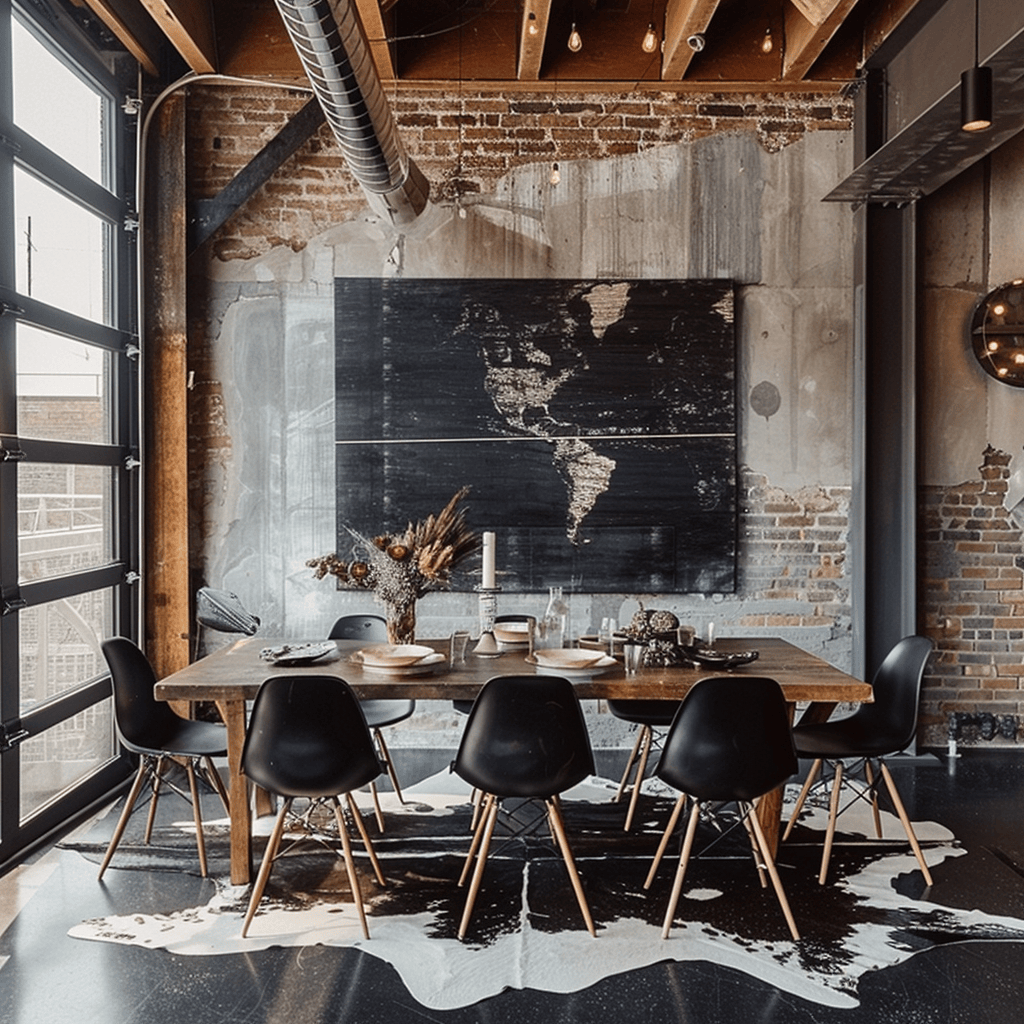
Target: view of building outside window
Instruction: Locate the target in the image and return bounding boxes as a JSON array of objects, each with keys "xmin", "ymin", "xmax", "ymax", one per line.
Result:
[{"xmin": 10, "ymin": 16, "xmax": 121, "ymax": 819}]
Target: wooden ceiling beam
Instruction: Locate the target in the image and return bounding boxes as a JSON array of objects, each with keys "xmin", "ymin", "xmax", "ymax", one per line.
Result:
[
  {"xmin": 782, "ymin": 0, "xmax": 860, "ymax": 80},
  {"xmin": 862, "ymin": 0, "xmax": 928, "ymax": 62},
  {"xmin": 139, "ymin": 0, "xmax": 218, "ymax": 73},
  {"xmin": 662, "ymin": 0, "xmax": 721, "ymax": 81},
  {"xmin": 355, "ymin": 0, "xmax": 395, "ymax": 81},
  {"xmin": 77, "ymin": 0, "xmax": 163, "ymax": 76},
  {"xmin": 517, "ymin": 0, "xmax": 551, "ymax": 80}
]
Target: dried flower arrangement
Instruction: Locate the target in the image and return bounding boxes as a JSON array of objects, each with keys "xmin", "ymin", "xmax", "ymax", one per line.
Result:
[{"xmin": 307, "ymin": 487, "xmax": 479, "ymax": 644}]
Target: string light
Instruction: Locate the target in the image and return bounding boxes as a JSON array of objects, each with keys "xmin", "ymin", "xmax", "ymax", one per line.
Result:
[
  {"xmin": 642, "ymin": 23, "xmax": 658, "ymax": 53},
  {"xmin": 568, "ymin": 23, "xmax": 582, "ymax": 52},
  {"xmin": 761, "ymin": 26, "xmax": 773, "ymax": 54}
]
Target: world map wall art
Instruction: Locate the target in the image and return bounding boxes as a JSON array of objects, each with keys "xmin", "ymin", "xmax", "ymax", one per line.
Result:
[{"xmin": 334, "ymin": 278, "xmax": 737, "ymax": 593}]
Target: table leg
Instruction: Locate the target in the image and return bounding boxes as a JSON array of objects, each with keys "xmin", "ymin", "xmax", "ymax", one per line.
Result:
[{"xmin": 217, "ymin": 699, "xmax": 252, "ymax": 885}]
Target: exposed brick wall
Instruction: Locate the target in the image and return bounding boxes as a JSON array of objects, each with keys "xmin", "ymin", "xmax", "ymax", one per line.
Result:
[
  {"xmin": 920, "ymin": 445, "xmax": 1024, "ymax": 748},
  {"xmin": 185, "ymin": 83, "xmax": 852, "ymax": 262}
]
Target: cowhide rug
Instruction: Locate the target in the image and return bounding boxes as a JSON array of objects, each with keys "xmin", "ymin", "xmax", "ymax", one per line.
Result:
[{"xmin": 61, "ymin": 770, "xmax": 1024, "ymax": 1011}]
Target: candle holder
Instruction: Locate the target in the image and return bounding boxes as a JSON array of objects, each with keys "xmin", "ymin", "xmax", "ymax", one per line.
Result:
[{"xmin": 473, "ymin": 585, "xmax": 502, "ymax": 657}]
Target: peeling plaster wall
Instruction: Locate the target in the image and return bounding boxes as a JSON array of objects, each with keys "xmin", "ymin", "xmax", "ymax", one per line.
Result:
[
  {"xmin": 919, "ymin": 129, "xmax": 1024, "ymax": 749},
  {"xmin": 185, "ymin": 88, "xmax": 855, "ymax": 744}
]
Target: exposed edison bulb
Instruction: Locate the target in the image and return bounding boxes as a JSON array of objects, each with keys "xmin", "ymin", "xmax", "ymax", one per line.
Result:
[
  {"xmin": 988, "ymin": 339, "xmax": 1000, "ymax": 352},
  {"xmin": 998, "ymin": 365, "xmax": 1009, "ymax": 376},
  {"xmin": 527, "ymin": 13, "xmax": 539, "ymax": 36},
  {"xmin": 761, "ymin": 27, "xmax": 773, "ymax": 54},
  {"xmin": 992, "ymin": 302, "xmax": 1007, "ymax": 315},
  {"xmin": 568, "ymin": 23, "xmax": 582, "ymax": 52},
  {"xmin": 642, "ymin": 23, "xmax": 658, "ymax": 53},
  {"xmin": 1015, "ymin": 352, "xmax": 1024, "ymax": 365},
  {"xmin": 550, "ymin": 162, "xmax": 561, "ymax": 185}
]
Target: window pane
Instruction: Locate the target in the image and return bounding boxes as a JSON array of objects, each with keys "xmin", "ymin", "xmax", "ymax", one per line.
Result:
[
  {"xmin": 20, "ymin": 701, "xmax": 115, "ymax": 822},
  {"xmin": 14, "ymin": 167, "xmax": 110, "ymax": 325},
  {"xmin": 18, "ymin": 464, "xmax": 114, "ymax": 581},
  {"xmin": 19, "ymin": 592, "xmax": 113, "ymax": 710},
  {"xmin": 12, "ymin": 17, "xmax": 106, "ymax": 185},
  {"xmin": 17, "ymin": 324, "xmax": 112, "ymax": 443}
]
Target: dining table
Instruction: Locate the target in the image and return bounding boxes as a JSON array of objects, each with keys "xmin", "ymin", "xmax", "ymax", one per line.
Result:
[{"xmin": 154, "ymin": 635, "xmax": 872, "ymax": 885}]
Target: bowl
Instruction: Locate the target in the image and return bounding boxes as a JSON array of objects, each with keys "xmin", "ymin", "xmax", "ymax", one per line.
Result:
[{"xmin": 532, "ymin": 648, "xmax": 607, "ymax": 669}]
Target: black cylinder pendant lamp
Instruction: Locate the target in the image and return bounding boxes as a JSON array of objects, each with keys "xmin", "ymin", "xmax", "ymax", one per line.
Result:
[{"xmin": 961, "ymin": 0, "xmax": 992, "ymax": 132}]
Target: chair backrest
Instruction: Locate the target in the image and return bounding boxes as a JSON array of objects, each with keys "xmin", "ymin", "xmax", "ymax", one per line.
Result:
[
  {"xmin": 195, "ymin": 587, "xmax": 260, "ymax": 634},
  {"xmin": 328, "ymin": 614, "xmax": 388, "ymax": 642},
  {"xmin": 453, "ymin": 674, "xmax": 595, "ymax": 799},
  {"xmin": 844, "ymin": 634, "xmax": 935, "ymax": 754},
  {"xmin": 242, "ymin": 675, "xmax": 382, "ymax": 798},
  {"xmin": 654, "ymin": 676, "xmax": 797, "ymax": 803},
  {"xmin": 101, "ymin": 637, "xmax": 188, "ymax": 751}
]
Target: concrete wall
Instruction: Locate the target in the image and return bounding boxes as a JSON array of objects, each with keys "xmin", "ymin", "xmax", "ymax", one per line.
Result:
[{"xmin": 183, "ymin": 83, "xmax": 855, "ymax": 745}]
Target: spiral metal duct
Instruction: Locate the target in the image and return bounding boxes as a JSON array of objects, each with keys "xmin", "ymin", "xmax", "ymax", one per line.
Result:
[{"xmin": 273, "ymin": 0, "xmax": 429, "ymax": 224}]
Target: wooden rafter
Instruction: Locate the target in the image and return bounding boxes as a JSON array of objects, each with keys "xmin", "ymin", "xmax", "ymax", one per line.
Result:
[
  {"xmin": 139, "ymin": 0, "xmax": 218, "ymax": 73},
  {"xmin": 782, "ymin": 0, "xmax": 860, "ymax": 81},
  {"xmin": 518, "ymin": 0, "xmax": 551, "ymax": 81},
  {"xmin": 662, "ymin": 0, "xmax": 721, "ymax": 81},
  {"xmin": 78, "ymin": 0, "xmax": 163, "ymax": 76},
  {"xmin": 355, "ymin": 0, "xmax": 395, "ymax": 81},
  {"xmin": 862, "ymin": 0, "xmax": 929, "ymax": 62}
]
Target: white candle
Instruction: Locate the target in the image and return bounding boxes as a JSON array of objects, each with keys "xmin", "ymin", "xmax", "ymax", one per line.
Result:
[{"xmin": 482, "ymin": 531, "xmax": 496, "ymax": 589}]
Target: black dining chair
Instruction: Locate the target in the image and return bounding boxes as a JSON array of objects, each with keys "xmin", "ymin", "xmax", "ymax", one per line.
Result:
[
  {"xmin": 782, "ymin": 634, "xmax": 935, "ymax": 886},
  {"xmin": 239, "ymin": 674, "xmax": 386, "ymax": 939},
  {"xmin": 98, "ymin": 637, "xmax": 231, "ymax": 880},
  {"xmin": 643, "ymin": 675, "xmax": 800, "ymax": 941},
  {"xmin": 329, "ymin": 614, "xmax": 415, "ymax": 825},
  {"xmin": 452, "ymin": 673, "xmax": 597, "ymax": 940},
  {"xmin": 606, "ymin": 699, "xmax": 679, "ymax": 831}
]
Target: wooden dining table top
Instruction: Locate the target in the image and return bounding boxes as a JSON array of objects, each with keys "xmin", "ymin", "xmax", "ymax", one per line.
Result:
[{"xmin": 155, "ymin": 634, "xmax": 872, "ymax": 705}]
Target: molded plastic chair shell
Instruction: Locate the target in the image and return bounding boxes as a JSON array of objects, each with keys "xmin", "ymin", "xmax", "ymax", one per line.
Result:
[
  {"xmin": 452, "ymin": 673, "xmax": 597, "ymax": 938},
  {"xmin": 645, "ymin": 675, "xmax": 800, "ymax": 941},
  {"xmin": 783, "ymin": 635, "xmax": 935, "ymax": 886},
  {"xmin": 240, "ymin": 674, "xmax": 385, "ymax": 938},
  {"xmin": 98, "ymin": 637, "xmax": 229, "ymax": 880}
]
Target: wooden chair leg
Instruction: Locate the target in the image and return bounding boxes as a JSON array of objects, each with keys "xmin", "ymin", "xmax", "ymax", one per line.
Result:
[
  {"xmin": 818, "ymin": 760, "xmax": 844, "ymax": 885},
  {"xmin": 374, "ymin": 728, "xmax": 406, "ymax": 805},
  {"xmin": 624, "ymin": 727, "xmax": 654, "ymax": 832},
  {"xmin": 143, "ymin": 755, "xmax": 164, "ymax": 844},
  {"xmin": 741, "ymin": 807, "xmax": 769, "ymax": 888},
  {"xmin": 614, "ymin": 727, "xmax": 647, "ymax": 802},
  {"xmin": 331, "ymin": 797, "xmax": 370, "ymax": 940},
  {"xmin": 864, "ymin": 759, "xmax": 883, "ymax": 838},
  {"xmin": 458, "ymin": 796, "xmax": 499, "ymax": 939},
  {"xmin": 546, "ymin": 798, "xmax": 596, "ymax": 937},
  {"xmin": 746, "ymin": 801, "xmax": 800, "ymax": 941},
  {"xmin": 469, "ymin": 787, "xmax": 483, "ymax": 831},
  {"xmin": 782, "ymin": 758, "xmax": 821, "ymax": 841},
  {"xmin": 345, "ymin": 792, "xmax": 386, "ymax": 886},
  {"xmin": 879, "ymin": 761, "xmax": 934, "ymax": 887},
  {"xmin": 241, "ymin": 798, "xmax": 291, "ymax": 937},
  {"xmin": 97, "ymin": 760, "xmax": 149, "ymax": 880},
  {"xmin": 459, "ymin": 793, "xmax": 495, "ymax": 887},
  {"xmin": 661, "ymin": 799, "xmax": 701, "ymax": 939},
  {"xmin": 185, "ymin": 759, "xmax": 208, "ymax": 877},
  {"xmin": 368, "ymin": 781, "xmax": 385, "ymax": 833},
  {"xmin": 643, "ymin": 792, "xmax": 687, "ymax": 889}
]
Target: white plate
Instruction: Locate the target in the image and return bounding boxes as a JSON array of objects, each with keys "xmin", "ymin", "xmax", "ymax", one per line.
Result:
[
  {"xmin": 356, "ymin": 643, "xmax": 436, "ymax": 667},
  {"xmin": 525, "ymin": 653, "xmax": 617, "ymax": 678},
  {"xmin": 532, "ymin": 649, "xmax": 608, "ymax": 669},
  {"xmin": 260, "ymin": 641, "xmax": 337, "ymax": 665},
  {"xmin": 350, "ymin": 651, "xmax": 446, "ymax": 675}
]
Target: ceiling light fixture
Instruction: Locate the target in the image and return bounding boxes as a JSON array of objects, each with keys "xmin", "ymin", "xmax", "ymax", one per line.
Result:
[
  {"xmin": 961, "ymin": 0, "xmax": 992, "ymax": 132},
  {"xmin": 568, "ymin": 22, "xmax": 582, "ymax": 52},
  {"xmin": 761, "ymin": 26, "xmax": 773, "ymax": 54},
  {"xmin": 642, "ymin": 23, "xmax": 658, "ymax": 53}
]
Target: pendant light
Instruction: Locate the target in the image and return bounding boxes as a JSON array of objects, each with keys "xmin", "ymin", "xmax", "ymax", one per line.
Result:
[
  {"xmin": 567, "ymin": 22, "xmax": 582, "ymax": 52},
  {"xmin": 961, "ymin": 0, "xmax": 992, "ymax": 132}
]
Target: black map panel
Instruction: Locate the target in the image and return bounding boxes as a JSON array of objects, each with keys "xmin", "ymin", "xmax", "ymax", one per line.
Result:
[{"xmin": 335, "ymin": 278, "xmax": 737, "ymax": 593}]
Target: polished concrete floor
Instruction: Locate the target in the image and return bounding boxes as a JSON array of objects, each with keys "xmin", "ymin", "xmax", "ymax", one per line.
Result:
[{"xmin": 3, "ymin": 747, "xmax": 1024, "ymax": 1023}]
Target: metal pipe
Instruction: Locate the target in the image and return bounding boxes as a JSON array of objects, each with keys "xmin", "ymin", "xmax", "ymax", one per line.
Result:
[{"xmin": 272, "ymin": 0, "xmax": 429, "ymax": 225}]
